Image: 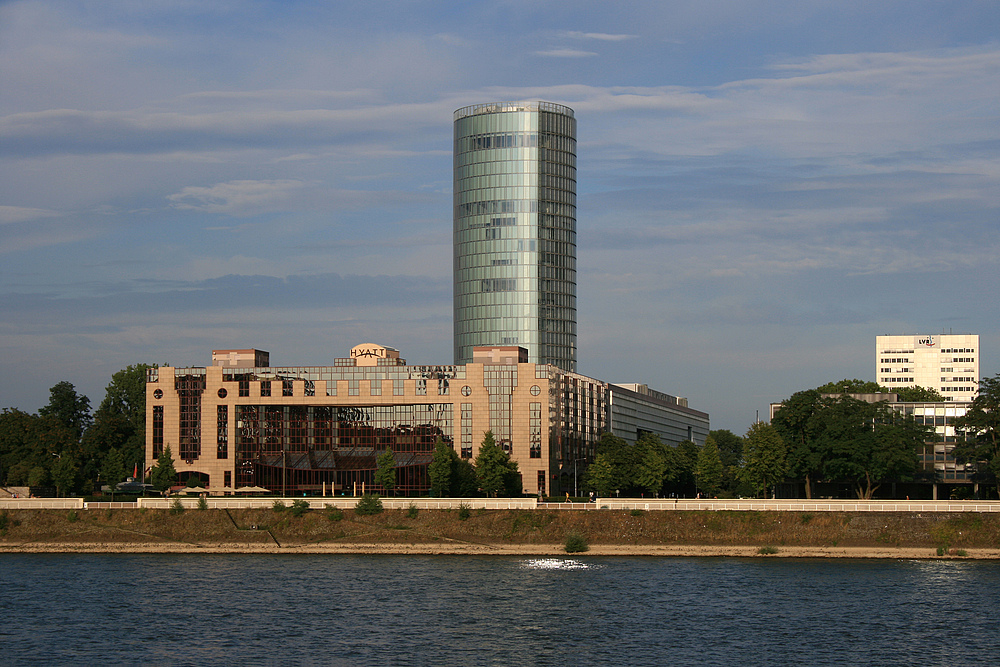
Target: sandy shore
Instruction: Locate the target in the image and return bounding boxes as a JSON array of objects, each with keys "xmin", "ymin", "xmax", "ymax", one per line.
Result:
[{"xmin": 2, "ymin": 542, "xmax": 998, "ymax": 558}]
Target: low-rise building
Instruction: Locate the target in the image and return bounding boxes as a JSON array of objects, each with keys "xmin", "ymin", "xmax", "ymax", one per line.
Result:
[{"xmin": 146, "ymin": 344, "xmax": 709, "ymax": 497}]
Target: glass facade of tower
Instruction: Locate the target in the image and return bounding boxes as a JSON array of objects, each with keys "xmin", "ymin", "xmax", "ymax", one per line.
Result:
[{"xmin": 453, "ymin": 101, "xmax": 577, "ymax": 372}]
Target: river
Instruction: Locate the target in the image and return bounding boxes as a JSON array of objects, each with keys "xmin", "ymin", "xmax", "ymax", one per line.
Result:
[{"xmin": 3, "ymin": 554, "xmax": 998, "ymax": 665}]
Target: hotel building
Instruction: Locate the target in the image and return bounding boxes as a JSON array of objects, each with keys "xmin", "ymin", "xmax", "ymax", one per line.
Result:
[{"xmin": 146, "ymin": 344, "xmax": 709, "ymax": 497}]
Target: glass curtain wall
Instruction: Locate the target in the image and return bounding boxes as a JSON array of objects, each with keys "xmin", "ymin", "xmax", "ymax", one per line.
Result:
[{"xmin": 453, "ymin": 101, "xmax": 577, "ymax": 371}]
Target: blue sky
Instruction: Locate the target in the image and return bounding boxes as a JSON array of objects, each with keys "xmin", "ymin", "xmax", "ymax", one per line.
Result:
[{"xmin": 2, "ymin": 0, "xmax": 998, "ymax": 433}]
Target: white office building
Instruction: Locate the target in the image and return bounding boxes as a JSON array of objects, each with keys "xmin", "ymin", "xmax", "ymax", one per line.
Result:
[{"xmin": 876, "ymin": 334, "xmax": 979, "ymax": 402}]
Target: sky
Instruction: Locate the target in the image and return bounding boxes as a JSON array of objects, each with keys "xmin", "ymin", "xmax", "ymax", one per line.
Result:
[{"xmin": 1, "ymin": 1, "xmax": 999, "ymax": 433}]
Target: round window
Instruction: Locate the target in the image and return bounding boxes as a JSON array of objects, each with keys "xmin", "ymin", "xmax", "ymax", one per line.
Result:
[
  {"xmin": 153, "ymin": 389, "xmax": 163, "ymax": 399},
  {"xmin": 218, "ymin": 388, "xmax": 228, "ymax": 399},
  {"xmin": 461, "ymin": 385, "xmax": 472, "ymax": 396},
  {"xmin": 530, "ymin": 385, "xmax": 541, "ymax": 396}
]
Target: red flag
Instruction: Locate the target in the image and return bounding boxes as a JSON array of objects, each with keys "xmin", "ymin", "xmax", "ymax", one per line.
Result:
[{"xmin": 133, "ymin": 463, "xmax": 138, "ymax": 478}]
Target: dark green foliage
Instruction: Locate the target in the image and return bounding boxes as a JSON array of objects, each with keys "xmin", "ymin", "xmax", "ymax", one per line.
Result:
[
  {"xmin": 375, "ymin": 449, "xmax": 396, "ymax": 495},
  {"xmin": 953, "ymin": 375, "xmax": 1000, "ymax": 494},
  {"xmin": 51, "ymin": 455, "xmax": 79, "ymax": 498},
  {"xmin": 101, "ymin": 447, "xmax": 125, "ymax": 496},
  {"xmin": 585, "ymin": 452, "xmax": 616, "ymax": 496},
  {"xmin": 272, "ymin": 500, "xmax": 287, "ymax": 512},
  {"xmin": 0, "ymin": 408, "xmax": 77, "ymax": 487},
  {"xmin": 758, "ymin": 546, "xmax": 779, "ymax": 555},
  {"xmin": 696, "ymin": 438, "xmax": 725, "ymax": 497},
  {"xmin": 815, "ymin": 379, "xmax": 884, "ymax": 394},
  {"xmin": 407, "ymin": 503, "xmax": 419, "ymax": 519},
  {"xmin": 772, "ymin": 389, "xmax": 824, "ymax": 498},
  {"xmin": 67, "ymin": 510, "xmax": 79, "ymax": 523},
  {"xmin": 813, "ymin": 378, "xmax": 943, "ymax": 402},
  {"xmin": 38, "ymin": 381, "xmax": 92, "ymax": 440},
  {"xmin": 354, "ymin": 494, "xmax": 383, "ymax": 515},
  {"xmin": 453, "ymin": 457, "xmax": 479, "ymax": 497},
  {"xmin": 707, "ymin": 429, "xmax": 744, "ymax": 496},
  {"xmin": 325, "ymin": 505, "xmax": 344, "ymax": 521},
  {"xmin": 630, "ymin": 508, "xmax": 644, "ymax": 516},
  {"xmin": 474, "ymin": 431, "xmax": 519, "ymax": 497},
  {"xmin": 895, "ymin": 386, "xmax": 944, "ymax": 402},
  {"xmin": 564, "ymin": 532, "xmax": 589, "ymax": 553},
  {"xmin": 85, "ymin": 364, "xmax": 153, "ymax": 477},
  {"xmin": 169, "ymin": 497, "xmax": 185, "ymax": 515},
  {"xmin": 428, "ymin": 437, "xmax": 453, "ymax": 496},
  {"xmin": 458, "ymin": 502, "xmax": 471, "ymax": 520},
  {"xmin": 814, "ymin": 397, "xmax": 924, "ymax": 499},
  {"xmin": 150, "ymin": 446, "xmax": 177, "ymax": 492},
  {"xmin": 289, "ymin": 499, "xmax": 310, "ymax": 517},
  {"xmin": 740, "ymin": 422, "xmax": 787, "ymax": 498},
  {"xmin": 197, "ymin": 495, "xmax": 209, "ymax": 510},
  {"xmin": 776, "ymin": 389, "xmax": 927, "ymax": 499}
]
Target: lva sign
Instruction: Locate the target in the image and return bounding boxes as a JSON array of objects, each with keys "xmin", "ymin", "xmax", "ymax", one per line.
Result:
[{"xmin": 917, "ymin": 336, "xmax": 936, "ymax": 347}]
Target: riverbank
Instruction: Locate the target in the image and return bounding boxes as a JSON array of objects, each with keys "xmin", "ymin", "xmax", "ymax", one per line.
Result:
[{"xmin": 2, "ymin": 507, "xmax": 998, "ymax": 558}]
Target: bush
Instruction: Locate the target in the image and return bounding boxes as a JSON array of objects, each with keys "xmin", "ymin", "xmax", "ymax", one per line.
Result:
[
  {"xmin": 197, "ymin": 496, "xmax": 209, "ymax": 511},
  {"xmin": 407, "ymin": 503, "xmax": 419, "ymax": 519},
  {"xmin": 800, "ymin": 513, "xmax": 814, "ymax": 525},
  {"xmin": 290, "ymin": 499, "xmax": 311, "ymax": 517},
  {"xmin": 565, "ymin": 532, "xmax": 589, "ymax": 553},
  {"xmin": 458, "ymin": 502, "xmax": 471, "ymax": 520},
  {"xmin": 355, "ymin": 494, "xmax": 383, "ymax": 516},
  {"xmin": 758, "ymin": 545, "xmax": 779, "ymax": 555},
  {"xmin": 272, "ymin": 500, "xmax": 287, "ymax": 513},
  {"xmin": 169, "ymin": 498, "xmax": 185, "ymax": 515},
  {"xmin": 67, "ymin": 510, "xmax": 79, "ymax": 523},
  {"xmin": 956, "ymin": 549, "xmax": 968, "ymax": 557},
  {"xmin": 630, "ymin": 508, "xmax": 644, "ymax": 516},
  {"xmin": 324, "ymin": 504, "xmax": 344, "ymax": 521}
]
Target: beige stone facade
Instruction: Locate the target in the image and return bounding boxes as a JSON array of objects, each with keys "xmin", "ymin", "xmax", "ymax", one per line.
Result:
[{"xmin": 147, "ymin": 345, "xmax": 612, "ymax": 497}]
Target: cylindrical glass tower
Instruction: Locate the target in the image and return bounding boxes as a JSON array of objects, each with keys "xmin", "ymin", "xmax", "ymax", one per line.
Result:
[{"xmin": 453, "ymin": 101, "xmax": 577, "ymax": 371}]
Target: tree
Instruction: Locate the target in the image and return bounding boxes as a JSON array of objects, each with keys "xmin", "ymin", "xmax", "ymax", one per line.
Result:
[
  {"xmin": 375, "ymin": 448, "xmax": 396, "ymax": 495},
  {"xmin": 585, "ymin": 453, "xmax": 616, "ymax": 496},
  {"xmin": 634, "ymin": 433, "xmax": 677, "ymax": 497},
  {"xmin": 706, "ymin": 430, "xmax": 743, "ymax": 496},
  {"xmin": 740, "ymin": 422, "xmax": 787, "ymax": 498},
  {"xmin": 814, "ymin": 378, "xmax": 942, "ymax": 402},
  {"xmin": 815, "ymin": 379, "xmax": 884, "ymax": 394},
  {"xmin": 817, "ymin": 397, "xmax": 924, "ymax": 499},
  {"xmin": 696, "ymin": 438, "xmax": 725, "ymax": 497},
  {"xmin": 0, "ymin": 408, "xmax": 77, "ymax": 488},
  {"xmin": 428, "ymin": 438, "xmax": 453, "ymax": 496},
  {"xmin": 952, "ymin": 375, "xmax": 1000, "ymax": 494},
  {"xmin": 772, "ymin": 389, "xmax": 825, "ymax": 498},
  {"xmin": 150, "ymin": 445, "xmax": 177, "ymax": 492},
  {"xmin": 84, "ymin": 364, "xmax": 154, "ymax": 480},
  {"xmin": 895, "ymin": 386, "xmax": 945, "ymax": 402},
  {"xmin": 101, "ymin": 447, "xmax": 125, "ymax": 497},
  {"xmin": 51, "ymin": 455, "xmax": 79, "ymax": 497},
  {"xmin": 674, "ymin": 440, "xmax": 700, "ymax": 497},
  {"xmin": 592, "ymin": 432, "xmax": 638, "ymax": 494},
  {"xmin": 451, "ymin": 457, "xmax": 479, "ymax": 497},
  {"xmin": 38, "ymin": 381, "xmax": 92, "ymax": 440},
  {"xmin": 474, "ymin": 431, "xmax": 519, "ymax": 497}
]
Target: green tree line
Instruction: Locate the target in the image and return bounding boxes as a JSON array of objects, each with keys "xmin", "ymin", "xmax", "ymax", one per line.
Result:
[{"xmin": 0, "ymin": 365, "xmax": 154, "ymax": 496}]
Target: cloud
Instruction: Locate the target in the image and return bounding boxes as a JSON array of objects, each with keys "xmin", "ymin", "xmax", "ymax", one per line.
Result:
[
  {"xmin": 534, "ymin": 49, "xmax": 599, "ymax": 58},
  {"xmin": 0, "ymin": 206, "xmax": 59, "ymax": 224},
  {"xmin": 167, "ymin": 180, "xmax": 306, "ymax": 216},
  {"xmin": 561, "ymin": 31, "xmax": 638, "ymax": 42}
]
